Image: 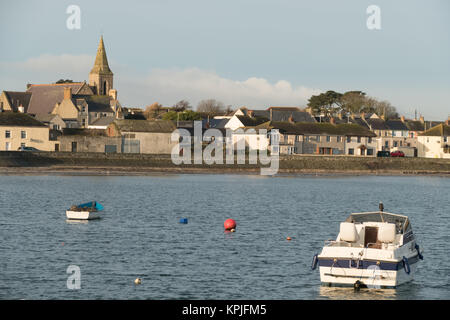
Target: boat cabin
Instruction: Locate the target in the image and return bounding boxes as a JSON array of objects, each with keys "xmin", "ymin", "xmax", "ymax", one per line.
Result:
[{"xmin": 330, "ymin": 212, "xmax": 412, "ymax": 249}]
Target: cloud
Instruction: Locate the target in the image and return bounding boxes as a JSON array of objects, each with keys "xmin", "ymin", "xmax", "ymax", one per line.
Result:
[{"xmin": 0, "ymin": 54, "xmax": 322, "ymax": 109}]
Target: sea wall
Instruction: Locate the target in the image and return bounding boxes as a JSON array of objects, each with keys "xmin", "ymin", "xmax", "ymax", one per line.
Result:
[{"xmin": 0, "ymin": 151, "xmax": 449, "ymax": 175}]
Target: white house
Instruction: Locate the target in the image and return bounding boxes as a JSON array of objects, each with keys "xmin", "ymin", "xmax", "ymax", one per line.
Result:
[{"xmin": 417, "ymin": 123, "xmax": 450, "ymax": 158}]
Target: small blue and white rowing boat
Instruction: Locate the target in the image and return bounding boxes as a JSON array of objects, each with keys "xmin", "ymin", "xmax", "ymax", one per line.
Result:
[
  {"xmin": 66, "ymin": 201, "xmax": 104, "ymax": 220},
  {"xmin": 311, "ymin": 203, "xmax": 423, "ymax": 289}
]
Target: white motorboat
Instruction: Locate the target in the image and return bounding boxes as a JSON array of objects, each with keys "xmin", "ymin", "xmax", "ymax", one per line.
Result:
[
  {"xmin": 66, "ymin": 201, "xmax": 104, "ymax": 220},
  {"xmin": 311, "ymin": 203, "xmax": 423, "ymax": 289}
]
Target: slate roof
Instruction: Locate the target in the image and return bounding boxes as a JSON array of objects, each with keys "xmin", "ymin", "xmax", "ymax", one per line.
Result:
[
  {"xmin": 26, "ymin": 82, "xmax": 86, "ymax": 114},
  {"xmin": 89, "ymin": 116, "xmax": 115, "ymax": 126},
  {"xmin": 111, "ymin": 119, "xmax": 176, "ymax": 133},
  {"xmin": 236, "ymin": 115, "xmax": 270, "ymax": 127},
  {"xmin": 73, "ymin": 94, "xmax": 115, "ymax": 113},
  {"xmin": 203, "ymin": 118, "xmax": 229, "ymax": 129},
  {"xmin": 0, "ymin": 112, "xmax": 47, "ymax": 127},
  {"xmin": 365, "ymin": 118, "xmax": 390, "ymax": 130},
  {"xmin": 3, "ymin": 91, "xmax": 32, "ymax": 113},
  {"xmin": 419, "ymin": 124, "xmax": 450, "ymax": 136},
  {"xmin": 385, "ymin": 120, "xmax": 409, "ymax": 131},
  {"xmin": 34, "ymin": 113, "xmax": 60, "ymax": 123},
  {"xmin": 254, "ymin": 121, "xmax": 376, "ymax": 137},
  {"xmin": 404, "ymin": 120, "xmax": 425, "ymax": 132}
]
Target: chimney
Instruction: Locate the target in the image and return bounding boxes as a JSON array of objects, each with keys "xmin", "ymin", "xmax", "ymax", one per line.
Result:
[
  {"xmin": 63, "ymin": 87, "xmax": 72, "ymax": 100},
  {"xmin": 109, "ymin": 89, "xmax": 117, "ymax": 100},
  {"xmin": 380, "ymin": 114, "xmax": 385, "ymax": 121},
  {"xmin": 401, "ymin": 115, "xmax": 405, "ymax": 122},
  {"xmin": 351, "ymin": 113, "xmax": 355, "ymax": 120},
  {"xmin": 330, "ymin": 117, "xmax": 335, "ymax": 124},
  {"xmin": 248, "ymin": 110, "xmax": 253, "ymax": 117},
  {"xmin": 26, "ymin": 83, "xmax": 32, "ymax": 89},
  {"xmin": 270, "ymin": 108, "xmax": 273, "ymax": 122},
  {"xmin": 419, "ymin": 115, "xmax": 424, "ymax": 123},
  {"xmin": 360, "ymin": 112, "xmax": 365, "ymax": 119},
  {"xmin": 338, "ymin": 113, "xmax": 343, "ymax": 120},
  {"xmin": 446, "ymin": 116, "xmax": 450, "ymax": 126}
]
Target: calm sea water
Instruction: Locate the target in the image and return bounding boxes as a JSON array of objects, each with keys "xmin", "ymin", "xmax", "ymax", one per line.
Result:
[{"xmin": 0, "ymin": 174, "xmax": 449, "ymax": 300}]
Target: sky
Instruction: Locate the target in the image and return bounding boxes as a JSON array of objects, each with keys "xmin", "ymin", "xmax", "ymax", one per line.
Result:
[{"xmin": 0, "ymin": 0, "xmax": 449, "ymax": 120}]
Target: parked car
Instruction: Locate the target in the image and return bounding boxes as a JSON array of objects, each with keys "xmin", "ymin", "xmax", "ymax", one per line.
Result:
[
  {"xmin": 390, "ymin": 150, "xmax": 405, "ymax": 157},
  {"xmin": 17, "ymin": 146, "xmax": 40, "ymax": 152},
  {"xmin": 377, "ymin": 151, "xmax": 391, "ymax": 157}
]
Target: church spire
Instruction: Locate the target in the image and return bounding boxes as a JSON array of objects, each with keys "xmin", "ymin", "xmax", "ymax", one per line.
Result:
[{"xmin": 90, "ymin": 36, "xmax": 113, "ymax": 75}]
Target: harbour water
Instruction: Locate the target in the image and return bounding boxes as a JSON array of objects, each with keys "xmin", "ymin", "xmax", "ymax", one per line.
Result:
[{"xmin": 0, "ymin": 174, "xmax": 449, "ymax": 300}]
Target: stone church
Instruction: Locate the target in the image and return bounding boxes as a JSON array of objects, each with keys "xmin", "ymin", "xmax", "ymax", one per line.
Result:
[{"xmin": 0, "ymin": 36, "xmax": 123, "ymax": 129}]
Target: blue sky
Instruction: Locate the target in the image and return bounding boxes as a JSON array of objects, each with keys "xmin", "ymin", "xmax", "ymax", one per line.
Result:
[{"xmin": 0, "ymin": 0, "xmax": 449, "ymax": 120}]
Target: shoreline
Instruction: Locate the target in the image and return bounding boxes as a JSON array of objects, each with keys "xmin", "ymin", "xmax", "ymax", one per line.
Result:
[{"xmin": 1, "ymin": 165, "xmax": 449, "ymax": 177}]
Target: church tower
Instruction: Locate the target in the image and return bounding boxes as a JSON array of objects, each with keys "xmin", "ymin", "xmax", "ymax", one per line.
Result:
[{"xmin": 89, "ymin": 36, "xmax": 113, "ymax": 95}]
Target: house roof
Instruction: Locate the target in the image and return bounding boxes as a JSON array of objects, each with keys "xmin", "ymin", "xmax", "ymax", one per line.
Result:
[
  {"xmin": 34, "ymin": 113, "xmax": 61, "ymax": 123},
  {"xmin": 236, "ymin": 115, "xmax": 270, "ymax": 127},
  {"xmin": 254, "ymin": 121, "xmax": 376, "ymax": 137},
  {"xmin": 365, "ymin": 118, "xmax": 390, "ymax": 130},
  {"xmin": 111, "ymin": 119, "xmax": 176, "ymax": 133},
  {"xmin": 0, "ymin": 112, "xmax": 47, "ymax": 127},
  {"xmin": 3, "ymin": 91, "xmax": 32, "ymax": 113},
  {"xmin": 203, "ymin": 118, "xmax": 229, "ymax": 129},
  {"xmin": 26, "ymin": 82, "xmax": 86, "ymax": 114},
  {"xmin": 385, "ymin": 120, "xmax": 409, "ymax": 131},
  {"xmin": 89, "ymin": 116, "xmax": 115, "ymax": 126},
  {"xmin": 73, "ymin": 94, "xmax": 115, "ymax": 113},
  {"xmin": 404, "ymin": 120, "xmax": 425, "ymax": 132},
  {"xmin": 419, "ymin": 124, "xmax": 450, "ymax": 136}
]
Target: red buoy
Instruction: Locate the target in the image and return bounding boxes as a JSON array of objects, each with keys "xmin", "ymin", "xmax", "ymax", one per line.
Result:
[{"xmin": 224, "ymin": 219, "xmax": 236, "ymax": 231}]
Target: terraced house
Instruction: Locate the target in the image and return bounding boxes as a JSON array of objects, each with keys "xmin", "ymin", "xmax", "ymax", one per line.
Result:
[
  {"xmin": 0, "ymin": 113, "xmax": 58, "ymax": 151},
  {"xmin": 237, "ymin": 121, "xmax": 376, "ymax": 156}
]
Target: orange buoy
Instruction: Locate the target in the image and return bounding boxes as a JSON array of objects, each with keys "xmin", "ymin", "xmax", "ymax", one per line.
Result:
[
  {"xmin": 224, "ymin": 219, "xmax": 236, "ymax": 231},
  {"xmin": 286, "ymin": 237, "xmax": 292, "ymax": 241}
]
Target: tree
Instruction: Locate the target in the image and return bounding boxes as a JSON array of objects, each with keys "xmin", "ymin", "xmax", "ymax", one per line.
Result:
[
  {"xmin": 307, "ymin": 90, "xmax": 343, "ymax": 116},
  {"xmin": 341, "ymin": 91, "xmax": 367, "ymax": 114},
  {"xmin": 162, "ymin": 110, "xmax": 203, "ymax": 121},
  {"xmin": 144, "ymin": 102, "xmax": 163, "ymax": 119},
  {"xmin": 371, "ymin": 100, "xmax": 399, "ymax": 119},
  {"xmin": 197, "ymin": 99, "xmax": 225, "ymax": 116},
  {"xmin": 172, "ymin": 100, "xmax": 191, "ymax": 112}
]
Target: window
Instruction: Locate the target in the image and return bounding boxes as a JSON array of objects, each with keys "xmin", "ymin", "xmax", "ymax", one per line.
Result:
[
  {"xmin": 348, "ymin": 148, "xmax": 354, "ymax": 155},
  {"xmin": 82, "ymin": 106, "xmax": 86, "ymax": 112},
  {"xmin": 82, "ymin": 119, "xmax": 86, "ymax": 127},
  {"xmin": 347, "ymin": 136, "xmax": 351, "ymax": 143},
  {"xmin": 5, "ymin": 142, "xmax": 10, "ymax": 150},
  {"xmin": 21, "ymin": 131, "xmax": 26, "ymax": 139},
  {"xmin": 337, "ymin": 136, "xmax": 342, "ymax": 142},
  {"xmin": 357, "ymin": 137, "xmax": 361, "ymax": 143},
  {"xmin": 326, "ymin": 136, "xmax": 330, "ymax": 142},
  {"xmin": 53, "ymin": 124, "xmax": 60, "ymax": 130},
  {"xmin": 316, "ymin": 135, "xmax": 320, "ymax": 142},
  {"xmin": 20, "ymin": 142, "xmax": 25, "ymax": 147},
  {"xmin": 368, "ymin": 137, "xmax": 372, "ymax": 143},
  {"xmin": 444, "ymin": 137, "xmax": 448, "ymax": 143},
  {"xmin": 5, "ymin": 130, "xmax": 10, "ymax": 138},
  {"xmin": 305, "ymin": 136, "xmax": 309, "ymax": 142},
  {"xmin": 367, "ymin": 148, "xmax": 374, "ymax": 156},
  {"xmin": 394, "ymin": 141, "xmax": 398, "ymax": 147}
]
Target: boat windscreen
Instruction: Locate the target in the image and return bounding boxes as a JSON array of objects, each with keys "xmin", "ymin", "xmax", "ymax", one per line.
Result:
[{"xmin": 346, "ymin": 212, "xmax": 411, "ymax": 233}]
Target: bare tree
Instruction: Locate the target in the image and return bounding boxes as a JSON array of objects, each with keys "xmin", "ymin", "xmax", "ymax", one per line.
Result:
[
  {"xmin": 172, "ymin": 100, "xmax": 191, "ymax": 112},
  {"xmin": 144, "ymin": 102, "xmax": 163, "ymax": 119},
  {"xmin": 197, "ymin": 99, "xmax": 225, "ymax": 116}
]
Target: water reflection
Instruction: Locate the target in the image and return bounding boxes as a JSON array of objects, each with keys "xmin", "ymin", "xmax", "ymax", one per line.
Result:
[{"xmin": 318, "ymin": 286, "xmax": 397, "ymax": 300}]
